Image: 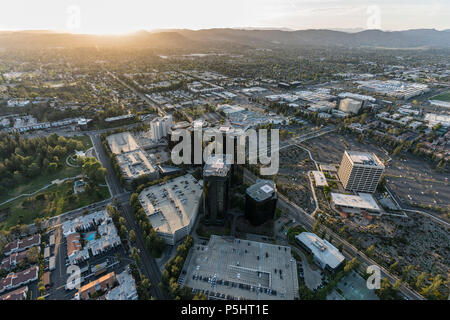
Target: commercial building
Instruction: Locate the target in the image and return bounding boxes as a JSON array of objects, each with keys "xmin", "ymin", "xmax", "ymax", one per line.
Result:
[
  {"xmin": 295, "ymin": 232, "xmax": 345, "ymax": 272},
  {"xmin": 338, "ymin": 151, "xmax": 385, "ymax": 193},
  {"xmin": 179, "ymin": 236, "xmax": 299, "ymax": 300},
  {"xmin": 339, "ymin": 98, "xmax": 362, "ymax": 114},
  {"xmin": 138, "ymin": 174, "xmax": 203, "ymax": 245},
  {"xmin": 331, "ymin": 192, "xmax": 381, "ymax": 214},
  {"xmin": 312, "ymin": 171, "xmax": 328, "ymax": 187},
  {"xmin": 151, "ymin": 115, "xmax": 173, "ymax": 141},
  {"xmin": 203, "ymin": 155, "xmax": 232, "ymax": 225},
  {"xmin": 107, "ymin": 132, "xmax": 159, "ymax": 184},
  {"xmin": 245, "ymin": 180, "xmax": 277, "ymax": 226},
  {"xmin": 357, "ymin": 80, "xmax": 429, "ymax": 100}
]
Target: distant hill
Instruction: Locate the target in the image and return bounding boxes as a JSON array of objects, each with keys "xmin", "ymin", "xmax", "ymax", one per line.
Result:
[{"xmin": 0, "ymin": 28, "xmax": 449, "ymax": 49}]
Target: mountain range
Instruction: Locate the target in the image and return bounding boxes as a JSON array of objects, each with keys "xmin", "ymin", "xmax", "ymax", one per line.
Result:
[{"xmin": 0, "ymin": 28, "xmax": 449, "ymax": 49}]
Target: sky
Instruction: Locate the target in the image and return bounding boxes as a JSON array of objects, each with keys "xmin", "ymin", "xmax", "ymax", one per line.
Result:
[{"xmin": 0, "ymin": 0, "xmax": 449, "ymax": 34}]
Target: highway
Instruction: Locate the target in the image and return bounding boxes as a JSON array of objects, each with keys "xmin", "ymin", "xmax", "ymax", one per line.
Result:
[{"xmin": 243, "ymin": 168, "xmax": 424, "ymax": 300}]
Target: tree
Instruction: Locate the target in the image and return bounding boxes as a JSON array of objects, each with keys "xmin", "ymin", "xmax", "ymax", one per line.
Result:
[
  {"xmin": 129, "ymin": 230, "xmax": 137, "ymax": 244},
  {"xmin": 365, "ymin": 245, "xmax": 375, "ymax": 257},
  {"xmin": 82, "ymin": 157, "xmax": 106, "ymax": 186},
  {"xmin": 26, "ymin": 246, "xmax": 40, "ymax": 264},
  {"xmin": 415, "ymin": 272, "xmax": 426, "ymax": 289}
]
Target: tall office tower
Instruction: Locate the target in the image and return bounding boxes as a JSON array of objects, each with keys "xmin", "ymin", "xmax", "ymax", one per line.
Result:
[
  {"xmin": 337, "ymin": 150, "xmax": 385, "ymax": 193},
  {"xmin": 203, "ymin": 154, "xmax": 232, "ymax": 225},
  {"xmin": 150, "ymin": 115, "xmax": 173, "ymax": 141},
  {"xmin": 245, "ymin": 179, "xmax": 277, "ymax": 226}
]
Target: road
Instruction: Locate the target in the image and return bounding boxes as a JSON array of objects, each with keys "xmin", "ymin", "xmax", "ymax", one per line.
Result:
[
  {"xmin": 243, "ymin": 168, "xmax": 424, "ymax": 300},
  {"xmin": 90, "ymin": 133, "xmax": 169, "ymax": 299},
  {"xmin": 105, "ymin": 69, "xmax": 166, "ymax": 117}
]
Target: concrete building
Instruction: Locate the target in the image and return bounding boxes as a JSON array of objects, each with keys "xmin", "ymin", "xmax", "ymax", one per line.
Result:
[
  {"xmin": 107, "ymin": 132, "xmax": 159, "ymax": 184},
  {"xmin": 203, "ymin": 155, "xmax": 232, "ymax": 225},
  {"xmin": 138, "ymin": 174, "xmax": 203, "ymax": 245},
  {"xmin": 179, "ymin": 236, "xmax": 299, "ymax": 300},
  {"xmin": 338, "ymin": 151, "xmax": 385, "ymax": 193},
  {"xmin": 295, "ymin": 232, "xmax": 345, "ymax": 272},
  {"xmin": 331, "ymin": 192, "xmax": 381, "ymax": 214},
  {"xmin": 151, "ymin": 115, "xmax": 173, "ymax": 141},
  {"xmin": 312, "ymin": 171, "xmax": 328, "ymax": 187},
  {"xmin": 245, "ymin": 180, "xmax": 277, "ymax": 226},
  {"xmin": 105, "ymin": 268, "xmax": 138, "ymax": 300},
  {"xmin": 339, "ymin": 98, "xmax": 362, "ymax": 114}
]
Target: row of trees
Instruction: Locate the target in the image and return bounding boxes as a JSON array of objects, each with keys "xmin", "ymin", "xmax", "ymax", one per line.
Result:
[{"xmin": 129, "ymin": 193, "xmax": 165, "ymax": 258}]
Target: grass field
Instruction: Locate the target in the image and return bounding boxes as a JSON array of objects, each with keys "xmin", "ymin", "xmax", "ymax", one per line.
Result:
[
  {"xmin": 431, "ymin": 91, "xmax": 450, "ymax": 102},
  {"xmin": 0, "ymin": 180, "xmax": 110, "ymax": 230},
  {"xmin": 0, "ymin": 135, "xmax": 93, "ymax": 204}
]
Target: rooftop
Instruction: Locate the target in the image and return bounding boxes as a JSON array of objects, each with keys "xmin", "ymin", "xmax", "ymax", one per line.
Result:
[
  {"xmin": 138, "ymin": 174, "xmax": 202, "ymax": 238},
  {"xmin": 180, "ymin": 235, "xmax": 299, "ymax": 300},
  {"xmin": 295, "ymin": 233, "xmax": 345, "ymax": 269},
  {"xmin": 312, "ymin": 171, "xmax": 328, "ymax": 187},
  {"xmin": 331, "ymin": 193, "xmax": 381, "ymax": 211},
  {"xmin": 346, "ymin": 151, "xmax": 384, "ymax": 168},
  {"xmin": 246, "ymin": 180, "xmax": 276, "ymax": 202},
  {"xmin": 107, "ymin": 132, "xmax": 140, "ymax": 155},
  {"xmin": 203, "ymin": 154, "xmax": 232, "ymax": 177}
]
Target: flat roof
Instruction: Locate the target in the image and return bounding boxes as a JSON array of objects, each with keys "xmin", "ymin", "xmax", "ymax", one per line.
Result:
[
  {"xmin": 107, "ymin": 132, "xmax": 140, "ymax": 155},
  {"xmin": 312, "ymin": 171, "xmax": 328, "ymax": 187},
  {"xmin": 116, "ymin": 149, "xmax": 157, "ymax": 179},
  {"xmin": 203, "ymin": 155, "xmax": 232, "ymax": 177},
  {"xmin": 246, "ymin": 180, "xmax": 276, "ymax": 202},
  {"xmin": 295, "ymin": 232, "xmax": 345, "ymax": 269},
  {"xmin": 138, "ymin": 174, "xmax": 202, "ymax": 237},
  {"xmin": 320, "ymin": 164, "xmax": 337, "ymax": 172},
  {"xmin": 345, "ymin": 150, "xmax": 384, "ymax": 168},
  {"xmin": 181, "ymin": 235, "xmax": 299, "ymax": 300},
  {"xmin": 331, "ymin": 193, "xmax": 381, "ymax": 211}
]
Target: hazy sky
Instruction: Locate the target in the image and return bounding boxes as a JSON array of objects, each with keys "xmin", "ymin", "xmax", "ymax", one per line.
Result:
[{"xmin": 0, "ymin": 0, "xmax": 449, "ymax": 34}]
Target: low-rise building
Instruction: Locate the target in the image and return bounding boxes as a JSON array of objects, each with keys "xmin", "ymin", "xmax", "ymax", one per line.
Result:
[
  {"xmin": 138, "ymin": 174, "xmax": 203, "ymax": 245},
  {"xmin": 295, "ymin": 232, "xmax": 345, "ymax": 272},
  {"xmin": 3, "ymin": 234, "xmax": 41, "ymax": 256},
  {"xmin": 179, "ymin": 236, "xmax": 299, "ymax": 300}
]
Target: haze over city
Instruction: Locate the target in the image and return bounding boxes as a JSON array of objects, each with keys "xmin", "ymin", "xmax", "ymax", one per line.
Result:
[{"xmin": 1, "ymin": 0, "xmax": 450, "ymax": 34}]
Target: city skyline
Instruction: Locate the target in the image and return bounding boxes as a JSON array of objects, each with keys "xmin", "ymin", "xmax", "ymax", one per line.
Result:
[{"xmin": 0, "ymin": 0, "xmax": 449, "ymax": 35}]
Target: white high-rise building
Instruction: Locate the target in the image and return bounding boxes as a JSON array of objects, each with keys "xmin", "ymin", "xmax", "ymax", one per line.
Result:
[
  {"xmin": 338, "ymin": 150, "xmax": 385, "ymax": 193},
  {"xmin": 150, "ymin": 115, "xmax": 173, "ymax": 141},
  {"xmin": 339, "ymin": 98, "xmax": 362, "ymax": 114}
]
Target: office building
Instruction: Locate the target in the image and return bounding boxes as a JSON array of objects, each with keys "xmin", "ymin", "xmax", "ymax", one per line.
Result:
[
  {"xmin": 295, "ymin": 233, "xmax": 345, "ymax": 272},
  {"xmin": 339, "ymin": 98, "xmax": 362, "ymax": 114},
  {"xmin": 245, "ymin": 180, "xmax": 277, "ymax": 226},
  {"xmin": 203, "ymin": 155, "xmax": 232, "ymax": 225},
  {"xmin": 338, "ymin": 151, "xmax": 385, "ymax": 193},
  {"xmin": 138, "ymin": 174, "xmax": 203, "ymax": 245},
  {"xmin": 151, "ymin": 115, "xmax": 173, "ymax": 141}
]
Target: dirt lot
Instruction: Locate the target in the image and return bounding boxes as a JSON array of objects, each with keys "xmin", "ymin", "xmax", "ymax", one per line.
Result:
[
  {"xmin": 277, "ymin": 145, "xmax": 317, "ymax": 214},
  {"xmin": 303, "ymin": 132, "xmax": 450, "ymax": 218}
]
